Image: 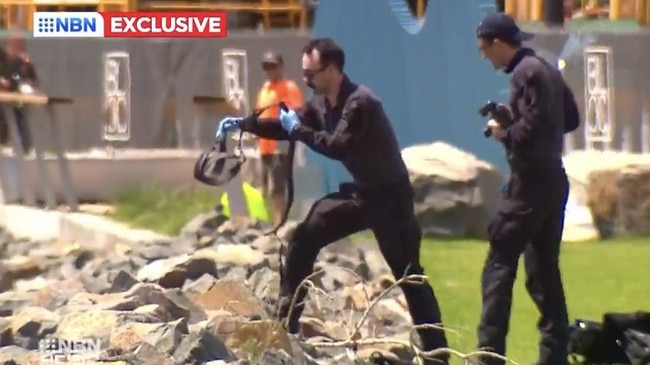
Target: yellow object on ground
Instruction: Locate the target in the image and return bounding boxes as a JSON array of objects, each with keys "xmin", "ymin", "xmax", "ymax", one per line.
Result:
[{"xmin": 220, "ymin": 183, "xmax": 270, "ymax": 222}]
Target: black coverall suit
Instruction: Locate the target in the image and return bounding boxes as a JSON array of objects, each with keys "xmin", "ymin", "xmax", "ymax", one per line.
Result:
[
  {"xmin": 477, "ymin": 48, "xmax": 580, "ymax": 365},
  {"xmin": 241, "ymin": 75, "xmax": 449, "ymax": 363}
]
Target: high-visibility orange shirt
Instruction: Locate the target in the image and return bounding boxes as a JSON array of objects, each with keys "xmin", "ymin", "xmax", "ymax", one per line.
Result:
[{"xmin": 255, "ymin": 79, "xmax": 303, "ymax": 155}]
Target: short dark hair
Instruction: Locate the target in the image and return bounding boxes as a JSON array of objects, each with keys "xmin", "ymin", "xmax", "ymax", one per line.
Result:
[{"xmin": 302, "ymin": 37, "xmax": 345, "ymax": 72}]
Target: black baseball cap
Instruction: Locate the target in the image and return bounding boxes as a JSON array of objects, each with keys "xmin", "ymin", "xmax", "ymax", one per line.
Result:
[
  {"xmin": 262, "ymin": 51, "xmax": 283, "ymax": 66},
  {"xmin": 476, "ymin": 13, "xmax": 534, "ymax": 42}
]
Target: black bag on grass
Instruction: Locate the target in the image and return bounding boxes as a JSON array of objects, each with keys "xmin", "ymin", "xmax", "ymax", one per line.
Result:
[{"xmin": 569, "ymin": 311, "xmax": 650, "ymax": 365}]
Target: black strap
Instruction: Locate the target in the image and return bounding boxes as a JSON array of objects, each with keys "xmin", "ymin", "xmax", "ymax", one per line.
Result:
[
  {"xmin": 193, "ymin": 101, "xmax": 295, "ymax": 235},
  {"xmin": 264, "ymin": 101, "xmax": 294, "ymax": 236}
]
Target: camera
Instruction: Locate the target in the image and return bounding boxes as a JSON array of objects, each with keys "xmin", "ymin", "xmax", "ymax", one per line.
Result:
[{"xmin": 478, "ymin": 101, "xmax": 512, "ymax": 138}]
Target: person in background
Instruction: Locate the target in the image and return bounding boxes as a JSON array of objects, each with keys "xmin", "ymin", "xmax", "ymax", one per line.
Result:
[
  {"xmin": 254, "ymin": 51, "xmax": 303, "ymax": 226},
  {"xmin": 0, "ymin": 30, "xmax": 39, "ymax": 154}
]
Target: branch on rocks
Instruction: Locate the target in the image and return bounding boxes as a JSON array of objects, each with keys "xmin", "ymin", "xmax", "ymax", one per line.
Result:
[{"xmin": 293, "ymin": 266, "xmax": 522, "ymax": 365}]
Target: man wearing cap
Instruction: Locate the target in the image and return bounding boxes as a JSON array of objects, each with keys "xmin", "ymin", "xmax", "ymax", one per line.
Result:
[
  {"xmin": 475, "ymin": 13, "xmax": 580, "ymax": 365},
  {"xmin": 254, "ymin": 51, "xmax": 303, "ymax": 226}
]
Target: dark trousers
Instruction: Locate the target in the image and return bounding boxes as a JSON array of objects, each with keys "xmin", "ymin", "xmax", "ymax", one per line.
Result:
[
  {"xmin": 0, "ymin": 106, "xmax": 32, "ymax": 153},
  {"xmin": 477, "ymin": 171, "xmax": 570, "ymax": 365},
  {"xmin": 278, "ymin": 182, "xmax": 449, "ymax": 361}
]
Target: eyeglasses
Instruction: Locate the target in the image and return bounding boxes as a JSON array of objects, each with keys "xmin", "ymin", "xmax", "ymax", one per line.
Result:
[{"xmin": 302, "ymin": 65, "xmax": 328, "ymax": 79}]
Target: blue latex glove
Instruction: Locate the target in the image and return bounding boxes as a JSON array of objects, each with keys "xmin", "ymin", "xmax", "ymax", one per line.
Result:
[
  {"xmin": 215, "ymin": 117, "xmax": 242, "ymax": 140},
  {"xmin": 279, "ymin": 108, "xmax": 300, "ymax": 133}
]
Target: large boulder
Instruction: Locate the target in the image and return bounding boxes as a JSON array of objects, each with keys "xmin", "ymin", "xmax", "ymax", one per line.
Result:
[
  {"xmin": 616, "ymin": 165, "xmax": 650, "ymax": 236},
  {"xmin": 401, "ymin": 141, "xmax": 505, "ymax": 239},
  {"xmin": 563, "ymin": 151, "xmax": 650, "ymax": 206},
  {"xmin": 585, "ymin": 168, "xmax": 620, "ymax": 239},
  {"xmin": 565, "ymin": 151, "xmax": 650, "ymax": 239}
]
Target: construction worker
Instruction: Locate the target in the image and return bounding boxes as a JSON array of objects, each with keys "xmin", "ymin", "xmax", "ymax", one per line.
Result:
[{"xmin": 254, "ymin": 51, "xmax": 303, "ymax": 226}]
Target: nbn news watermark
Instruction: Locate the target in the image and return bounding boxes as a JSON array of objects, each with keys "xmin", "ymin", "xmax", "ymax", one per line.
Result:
[
  {"xmin": 33, "ymin": 12, "xmax": 104, "ymax": 37},
  {"xmin": 38, "ymin": 337, "xmax": 102, "ymax": 364}
]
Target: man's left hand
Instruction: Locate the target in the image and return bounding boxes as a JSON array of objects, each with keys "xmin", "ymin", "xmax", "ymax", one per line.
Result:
[
  {"xmin": 279, "ymin": 108, "xmax": 300, "ymax": 133},
  {"xmin": 487, "ymin": 119, "xmax": 506, "ymax": 141}
]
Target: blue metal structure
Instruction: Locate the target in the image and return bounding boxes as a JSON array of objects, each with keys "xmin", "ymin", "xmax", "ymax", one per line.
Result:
[{"xmin": 311, "ymin": 0, "xmax": 511, "ymax": 192}]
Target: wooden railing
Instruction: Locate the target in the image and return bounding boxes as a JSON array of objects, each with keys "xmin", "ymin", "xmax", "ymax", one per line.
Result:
[
  {"xmin": 505, "ymin": 0, "xmax": 650, "ymax": 25},
  {"xmin": 0, "ymin": 0, "xmax": 307, "ymax": 30}
]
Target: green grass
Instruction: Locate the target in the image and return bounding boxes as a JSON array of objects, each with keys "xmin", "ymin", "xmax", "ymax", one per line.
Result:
[
  {"xmin": 110, "ymin": 185, "xmax": 222, "ymax": 236},
  {"xmin": 414, "ymin": 237, "xmax": 650, "ymax": 364}
]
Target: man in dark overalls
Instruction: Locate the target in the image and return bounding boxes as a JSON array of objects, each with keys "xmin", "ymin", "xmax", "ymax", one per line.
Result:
[
  {"xmin": 475, "ymin": 13, "xmax": 580, "ymax": 365},
  {"xmin": 216, "ymin": 37, "xmax": 449, "ymax": 364}
]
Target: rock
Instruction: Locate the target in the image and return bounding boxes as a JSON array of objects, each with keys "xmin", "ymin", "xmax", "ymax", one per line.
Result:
[
  {"xmin": 586, "ymin": 168, "xmax": 619, "ymax": 239},
  {"xmin": 342, "ymin": 283, "xmax": 372, "ymax": 311},
  {"xmin": 141, "ymin": 318, "xmax": 189, "ymax": 356},
  {"xmin": 0, "ymin": 264, "xmax": 13, "ymax": 293},
  {"xmin": 563, "ymin": 150, "xmax": 650, "ymax": 206},
  {"xmin": 299, "ymin": 317, "xmax": 354, "ymax": 340},
  {"xmin": 11, "ymin": 306, "xmax": 59, "ymax": 349},
  {"xmin": 0, "ymin": 291, "xmax": 38, "ymax": 316},
  {"xmin": 107, "ymin": 270, "xmax": 140, "ymax": 293},
  {"xmin": 0, "ymin": 318, "xmax": 12, "ymax": 347},
  {"xmin": 191, "ymin": 280, "xmax": 265, "ymax": 317},
  {"xmin": 180, "ymin": 211, "xmax": 226, "ymax": 237},
  {"xmin": 0, "ymin": 345, "xmax": 31, "ymax": 364},
  {"xmin": 161, "ymin": 289, "xmax": 207, "ymax": 324},
  {"xmin": 56, "ymin": 309, "xmax": 120, "ymax": 343},
  {"xmin": 208, "ymin": 318, "xmax": 292, "ymax": 358},
  {"xmin": 194, "ymin": 245, "xmax": 268, "ymax": 269},
  {"xmin": 247, "ymin": 266, "xmax": 280, "ymax": 301},
  {"xmin": 402, "ymin": 141, "xmax": 504, "ymax": 238},
  {"xmin": 182, "ymin": 273, "xmax": 217, "ymax": 297},
  {"xmin": 373, "ymin": 299, "xmax": 411, "ymax": 327},
  {"xmin": 137, "ymin": 242, "xmax": 186, "ymax": 262},
  {"xmin": 136, "ymin": 255, "xmax": 219, "ymax": 289},
  {"xmin": 132, "ymin": 342, "xmax": 175, "ymax": 364},
  {"xmin": 109, "ymin": 322, "xmax": 162, "ymax": 352},
  {"xmin": 585, "ymin": 164, "xmax": 650, "ymax": 239},
  {"xmin": 0, "ymin": 211, "xmax": 426, "ymax": 365},
  {"xmin": 616, "ymin": 165, "xmax": 650, "ymax": 236},
  {"xmin": 2, "ymin": 256, "xmax": 42, "ymax": 281},
  {"xmin": 172, "ymin": 326, "xmax": 234, "ymax": 364},
  {"xmin": 564, "ymin": 150, "xmax": 650, "ymax": 240},
  {"xmin": 126, "ymin": 284, "xmax": 199, "ymax": 322},
  {"xmin": 250, "ymin": 235, "xmax": 280, "ymax": 255},
  {"xmin": 257, "ymin": 348, "xmax": 294, "ymax": 364}
]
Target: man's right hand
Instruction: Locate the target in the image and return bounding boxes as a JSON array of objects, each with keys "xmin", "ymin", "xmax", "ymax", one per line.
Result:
[
  {"xmin": 215, "ymin": 117, "xmax": 243, "ymax": 141},
  {"xmin": 0, "ymin": 78, "xmax": 9, "ymax": 89}
]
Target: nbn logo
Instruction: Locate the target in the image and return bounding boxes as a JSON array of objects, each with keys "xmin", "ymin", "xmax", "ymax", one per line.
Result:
[
  {"xmin": 33, "ymin": 12, "xmax": 105, "ymax": 38},
  {"xmin": 54, "ymin": 18, "xmax": 96, "ymax": 32}
]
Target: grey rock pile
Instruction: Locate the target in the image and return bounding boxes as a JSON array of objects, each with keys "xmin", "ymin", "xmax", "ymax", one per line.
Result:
[{"xmin": 0, "ymin": 212, "xmax": 421, "ymax": 365}]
